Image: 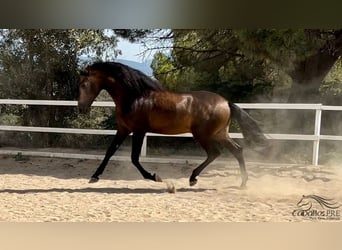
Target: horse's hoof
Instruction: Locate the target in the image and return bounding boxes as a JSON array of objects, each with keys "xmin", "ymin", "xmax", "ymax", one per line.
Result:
[
  {"xmin": 189, "ymin": 179, "xmax": 197, "ymax": 186},
  {"xmin": 89, "ymin": 177, "xmax": 99, "ymax": 183},
  {"xmin": 153, "ymin": 173, "xmax": 163, "ymax": 182},
  {"xmin": 239, "ymin": 183, "xmax": 247, "ymax": 190}
]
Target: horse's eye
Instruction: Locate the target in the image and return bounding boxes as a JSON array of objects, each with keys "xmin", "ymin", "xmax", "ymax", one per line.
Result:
[{"xmin": 80, "ymin": 82, "xmax": 87, "ymax": 88}]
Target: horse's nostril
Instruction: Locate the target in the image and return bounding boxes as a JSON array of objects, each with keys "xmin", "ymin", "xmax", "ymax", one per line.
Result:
[{"xmin": 78, "ymin": 105, "xmax": 89, "ymax": 114}]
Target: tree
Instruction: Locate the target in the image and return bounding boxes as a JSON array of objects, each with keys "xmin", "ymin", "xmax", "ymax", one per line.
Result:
[
  {"xmin": 150, "ymin": 30, "xmax": 274, "ymax": 103},
  {"xmin": 147, "ymin": 29, "xmax": 342, "ymax": 103},
  {"xmin": 0, "ymin": 29, "xmax": 119, "ymax": 146},
  {"xmin": 235, "ymin": 29, "xmax": 342, "ymax": 103}
]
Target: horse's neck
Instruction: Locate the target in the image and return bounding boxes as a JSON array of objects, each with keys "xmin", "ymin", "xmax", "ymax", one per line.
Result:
[
  {"xmin": 103, "ymin": 82, "xmax": 120, "ymax": 103},
  {"xmin": 104, "ymin": 85, "xmax": 131, "ymax": 115}
]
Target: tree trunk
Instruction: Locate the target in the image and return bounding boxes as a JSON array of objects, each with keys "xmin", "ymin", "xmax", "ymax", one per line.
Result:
[
  {"xmin": 288, "ymin": 52, "xmax": 339, "ymax": 103},
  {"xmin": 270, "ymin": 51, "xmax": 340, "ymax": 162},
  {"xmin": 283, "ymin": 50, "xmax": 340, "ymax": 134}
]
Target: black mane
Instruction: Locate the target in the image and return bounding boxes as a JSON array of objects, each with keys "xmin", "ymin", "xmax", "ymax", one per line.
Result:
[{"xmin": 88, "ymin": 61, "xmax": 164, "ymax": 97}]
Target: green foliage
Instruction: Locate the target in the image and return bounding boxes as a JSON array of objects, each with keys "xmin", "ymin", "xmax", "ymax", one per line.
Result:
[
  {"xmin": 0, "ymin": 29, "xmax": 119, "ymax": 99},
  {"xmin": 68, "ymin": 108, "xmax": 110, "ymax": 129},
  {"xmin": 151, "ymin": 52, "xmax": 200, "ymax": 91},
  {"xmin": 57, "ymin": 107, "xmax": 113, "ymax": 148},
  {"xmin": 113, "ymin": 29, "xmax": 153, "ymax": 42},
  {"xmin": 151, "ymin": 29, "xmax": 342, "ymax": 103},
  {"xmin": 151, "ymin": 29, "xmax": 275, "ymax": 102},
  {"xmin": 322, "ymin": 58, "xmax": 342, "ymax": 104},
  {"xmin": 0, "ymin": 113, "xmax": 21, "ymax": 125},
  {"xmin": 0, "ymin": 29, "xmax": 120, "ymax": 147}
]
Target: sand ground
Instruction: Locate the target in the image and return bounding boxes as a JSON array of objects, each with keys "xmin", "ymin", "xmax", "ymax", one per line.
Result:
[{"xmin": 0, "ymin": 154, "xmax": 341, "ymax": 222}]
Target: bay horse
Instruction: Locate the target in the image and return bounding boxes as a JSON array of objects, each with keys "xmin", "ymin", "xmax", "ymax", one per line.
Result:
[{"xmin": 78, "ymin": 61, "xmax": 268, "ymax": 188}]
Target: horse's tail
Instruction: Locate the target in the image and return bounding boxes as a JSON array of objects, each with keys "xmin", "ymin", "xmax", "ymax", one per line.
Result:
[{"xmin": 229, "ymin": 102, "xmax": 268, "ymax": 148}]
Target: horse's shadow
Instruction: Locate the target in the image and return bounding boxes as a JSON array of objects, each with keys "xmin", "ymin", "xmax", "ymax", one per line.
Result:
[
  {"xmin": 0, "ymin": 187, "xmax": 215, "ymax": 195},
  {"xmin": 0, "ymin": 157, "xmax": 196, "ymax": 181},
  {"xmin": 0, "ymin": 155, "xmax": 336, "ymax": 184}
]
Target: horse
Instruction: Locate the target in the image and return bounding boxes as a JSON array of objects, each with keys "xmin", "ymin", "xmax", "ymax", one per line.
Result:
[{"xmin": 77, "ymin": 61, "xmax": 268, "ymax": 188}]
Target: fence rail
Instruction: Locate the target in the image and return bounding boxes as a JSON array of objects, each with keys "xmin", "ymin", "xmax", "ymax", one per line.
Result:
[{"xmin": 1, "ymin": 99, "xmax": 342, "ymax": 165}]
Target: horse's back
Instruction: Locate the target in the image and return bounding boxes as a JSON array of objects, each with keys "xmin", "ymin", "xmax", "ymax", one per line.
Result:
[
  {"xmin": 146, "ymin": 90, "xmax": 230, "ymax": 135},
  {"xmin": 121, "ymin": 90, "xmax": 230, "ymax": 135},
  {"xmin": 186, "ymin": 90, "xmax": 227, "ymax": 102}
]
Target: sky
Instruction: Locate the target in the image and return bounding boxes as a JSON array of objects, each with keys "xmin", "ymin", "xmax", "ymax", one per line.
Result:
[{"xmin": 116, "ymin": 38, "xmax": 152, "ymax": 63}]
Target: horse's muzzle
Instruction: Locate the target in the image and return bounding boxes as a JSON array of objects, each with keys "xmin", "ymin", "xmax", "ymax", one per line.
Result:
[{"xmin": 78, "ymin": 104, "xmax": 90, "ymax": 114}]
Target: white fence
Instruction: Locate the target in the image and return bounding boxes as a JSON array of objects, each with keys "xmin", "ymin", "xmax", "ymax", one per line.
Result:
[{"xmin": 0, "ymin": 99, "xmax": 341, "ymax": 165}]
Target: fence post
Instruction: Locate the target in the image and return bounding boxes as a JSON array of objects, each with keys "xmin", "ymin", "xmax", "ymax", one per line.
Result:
[
  {"xmin": 141, "ymin": 135, "xmax": 147, "ymax": 157},
  {"xmin": 312, "ymin": 105, "xmax": 322, "ymax": 166}
]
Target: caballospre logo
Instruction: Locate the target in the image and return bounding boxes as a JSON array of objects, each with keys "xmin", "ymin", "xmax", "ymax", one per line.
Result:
[{"xmin": 292, "ymin": 195, "xmax": 341, "ymax": 220}]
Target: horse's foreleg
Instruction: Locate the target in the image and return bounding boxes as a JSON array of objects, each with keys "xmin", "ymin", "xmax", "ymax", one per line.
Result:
[
  {"xmin": 131, "ymin": 132, "xmax": 162, "ymax": 182},
  {"xmin": 89, "ymin": 129, "xmax": 129, "ymax": 183}
]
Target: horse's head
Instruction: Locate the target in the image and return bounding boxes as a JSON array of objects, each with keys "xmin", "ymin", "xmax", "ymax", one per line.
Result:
[
  {"xmin": 77, "ymin": 67, "xmax": 106, "ymax": 114},
  {"xmin": 78, "ymin": 61, "xmax": 163, "ymax": 114}
]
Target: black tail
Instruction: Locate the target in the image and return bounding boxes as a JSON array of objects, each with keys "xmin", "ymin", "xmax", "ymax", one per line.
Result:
[{"xmin": 229, "ymin": 102, "xmax": 268, "ymax": 148}]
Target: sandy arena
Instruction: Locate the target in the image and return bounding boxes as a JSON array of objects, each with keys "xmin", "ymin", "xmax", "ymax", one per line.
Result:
[{"xmin": 0, "ymin": 154, "xmax": 341, "ymax": 222}]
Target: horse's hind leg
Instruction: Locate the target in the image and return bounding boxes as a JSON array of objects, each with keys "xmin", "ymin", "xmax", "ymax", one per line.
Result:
[
  {"xmin": 131, "ymin": 132, "xmax": 162, "ymax": 182},
  {"xmin": 189, "ymin": 138, "xmax": 221, "ymax": 186},
  {"xmin": 222, "ymin": 137, "xmax": 248, "ymax": 188}
]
